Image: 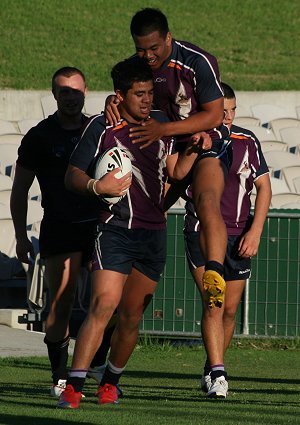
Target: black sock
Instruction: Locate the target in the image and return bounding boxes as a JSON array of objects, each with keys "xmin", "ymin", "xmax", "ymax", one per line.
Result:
[
  {"xmin": 44, "ymin": 335, "xmax": 69, "ymax": 384},
  {"xmin": 100, "ymin": 366, "xmax": 122, "ymax": 386},
  {"xmin": 67, "ymin": 376, "xmax": 85, "ymax": 393},
  {"xmin": 204, "ymin": 359, "xmax": 211, "ymax": 375},
  {"xmin": 205, "ymin": 261, "xmax": 224, "ymax": 276},
  {"xmin": 211, "ymin": 370, "xmax": 227, "ymax": 380}
]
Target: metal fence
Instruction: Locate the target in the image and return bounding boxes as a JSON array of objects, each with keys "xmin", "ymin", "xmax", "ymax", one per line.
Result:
[{"xmin": 140, "ymin": 209, "xmax": 300, "ymax": 338}]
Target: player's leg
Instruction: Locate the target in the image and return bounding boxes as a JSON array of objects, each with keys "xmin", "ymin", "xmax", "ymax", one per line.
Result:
[
  {"xmin": 184, "ymin": 231, "xmax": 213, "ymax": 392},
  {"xmin": 192, "ymin": 157, "xmax": 227, "ymax": 307},
  {"xmin": 205, "ymin": 281, "xmax": 245, "ymax": 399},
  {"xmin": 86, "ymin": 309, "xmax": 124, "ymax": 397},
  {"xmin": 184, "ymin": 229, "xmax": 227, "ymax": 397},
  {"xmin": 72, "ymin": 269, "xmax": 126, "ymax": 370},
  {"xmin": 222, "ymin": 234, "xmax": 250, "ymax": 353},
  {"xmin": 194, "ymin": 267, "xmax": 226, "ymax": 394},
  {"xmin": 42, "ymin": 219, "xmax": 97, "ymax": 396},
  {"xmin": 58, "ymin": 223, "xmax": 133, "ymax": 408},
  {"xmin": 192, "ymin": 157, "xmax": 226, "ymax": 266},
  {"xmin": 97, "ymin": 228, "xmax": 166, "ymax": 405},
  {"xmin": 45, "ymin": 252, "xmax": 82, "ymax": 341},
  {"xmin": 87, "ymin": 311, "xmax": 118, "ymax": 381},
  {"xmin": 207, "ymin": 235, "xmax": 249, "ymax": 398},
  {"xmin": 192, "ymin": 140, "xmax": 232, "ymax": 308},
  {"xmin": 223, "ymin": 279, "xmax": 246, "ymax": 354},
  {"xmin": 110, "ymin": 268, "xmax": 157, "ymax": 367},
  {"xmin": 96, "ymin": 268, "xmax": 157, "ymax": 405},
  {"xmin": 58, "ymin": 269, "xmax": 127, "ymax": 408},
  {"xmin": 44, "ymin": 251, "xmax": 82, "ymax": 396}
]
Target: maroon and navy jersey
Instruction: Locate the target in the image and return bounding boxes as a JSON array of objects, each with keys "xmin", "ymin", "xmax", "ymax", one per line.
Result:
[
  {"xmin": 151, "ymin": 39, "xmax": 229, "ymax": 143},
  {"xmin": 16, "ymin": 113, "xmax": 98, "ymax": 223},
  {"xmin": 70, "ymin": 111, "xmax": 174, "ymax": 230},
  {"xmin": 184, "ymin": 124, "xmax": 269, "ymax": 234}
]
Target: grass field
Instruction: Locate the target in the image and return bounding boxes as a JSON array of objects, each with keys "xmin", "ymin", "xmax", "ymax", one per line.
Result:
[
  {"xmin": 0, "ymin": 340, "xmax": 299, "ymax": 425},
  {"xmin": 0, "ymin": 0, "xmax": 299, "ymax": 91}
]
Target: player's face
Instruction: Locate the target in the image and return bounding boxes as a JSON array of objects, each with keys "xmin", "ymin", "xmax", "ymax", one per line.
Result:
[
  {"xmin": 119, "ymin": 80, "xmax": 154, "ymax": 123},
  {"xmin": 223, "ymin": 97, "xmax": 237, "ymax": 129},
  {"xmin": 133, "ymin": 31, "xmax": 172, "ymax": 71},
  {"xmin": 53, "ymin": 74, "xmax": 86, "ymax": 117}
]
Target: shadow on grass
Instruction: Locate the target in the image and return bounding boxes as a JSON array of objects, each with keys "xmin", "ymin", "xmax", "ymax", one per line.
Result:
[
  {"xmin": 125, "ymin": 369, "xmax": 300, "ymax": 385},
  {"xmin": 0, "ymin": 357, "xmax": 48, "ymax": 373},
  {"xmin": 0, "ymin": 413, "xmax": 93, "ymax": 425}
]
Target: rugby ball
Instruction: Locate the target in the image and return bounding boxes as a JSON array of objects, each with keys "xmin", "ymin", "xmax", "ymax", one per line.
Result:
[{"xmin": 94, "ymin": 146, "xmax": 132, "ymax": 204}]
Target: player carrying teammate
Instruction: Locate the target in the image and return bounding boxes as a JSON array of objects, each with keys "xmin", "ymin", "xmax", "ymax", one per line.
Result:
[
  {"xmin": 105, "ymin": 8, "xmax": 232, "ymax": 309},
  {"xmin": 58, "ymin": 57, "xmax": 203, "ymax": 408}
]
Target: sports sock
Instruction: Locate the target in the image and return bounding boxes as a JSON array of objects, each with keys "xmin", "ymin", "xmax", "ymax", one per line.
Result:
[
  {"xmin": 203, "ymin": 358, "xmax": 211, "ymax": 375},
  {"xmin": 67, "ymin": 369, "xmax": 88, "ymax": 392},
  {"xmin": 100, "ymin": 360, "xmax": 124, "ymax": 386},
  {"xmin": 44, "ymin": 335, "xmax": 69, "ymax": 384},
  {"xmin": 205, "ymin": 261, "xmax": 224, "ymax": 277},
  {"xmin": 210, "ymin": 364, "xmax": 227, "ymax": 380}
]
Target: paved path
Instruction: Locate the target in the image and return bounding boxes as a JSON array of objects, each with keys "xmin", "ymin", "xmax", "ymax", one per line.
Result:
[{"xmin": 0, "ymin": 325, "xmax": 74, "ymax": 357}]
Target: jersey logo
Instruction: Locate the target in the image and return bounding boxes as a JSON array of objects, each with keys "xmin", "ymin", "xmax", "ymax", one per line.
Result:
[
  {"xmin": 175, "ymin": 81, "xmax": 192, "ymax": 118},
  {"xmin": 155, "ymin": 77, "xmax": 166, "ymax": 83}
]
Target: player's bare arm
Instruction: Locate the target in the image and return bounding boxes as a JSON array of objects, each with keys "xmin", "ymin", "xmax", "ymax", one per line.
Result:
[
  {"xmin": 65, "ymin": 164, "xmax": 131, "ymax": 197},
  {"xmin": 167, "ymin": 132, "xmax": 212, "ymax": 181},
  {"xmin": 238, "ymin": 174, "xmax": 271, "ymax": 257},
  {"xmin": 10, "ymin": 164, "xmax": 36, "ymax": 263},
  {"xmin": 129, "ymin": 98, "xmax": 224, "ymax": 148}
]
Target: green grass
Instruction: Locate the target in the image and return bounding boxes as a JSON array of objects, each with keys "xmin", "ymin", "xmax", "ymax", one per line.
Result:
[
  {"xmin": 0, "ymin": 0, "xmax": 299, "ymax": 91},
  {"xmin": 0, "ymin": 341, "xmax": 299, "ymax": 425}
]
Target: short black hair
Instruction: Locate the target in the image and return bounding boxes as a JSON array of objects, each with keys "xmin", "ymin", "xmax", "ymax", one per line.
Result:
[
  {"xmin": 51, "ymin": 67, "xmax": 86, "ymax": 92},
  {"xmin": 130, "ymin": 8, "xmax": 169, "ymax": 39},
  {"xmin": 221, "ymin": 82, "xmax": 235, "ymax": 99},
  {"xmin": 111, "ymin": 57, "xmax": 153, "ymax": 95}
]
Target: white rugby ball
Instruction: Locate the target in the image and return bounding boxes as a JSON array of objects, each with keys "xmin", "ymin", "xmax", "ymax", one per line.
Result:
[{"xmin": 94, "ymin": 146, "xmax": 132, "ymax": 204}]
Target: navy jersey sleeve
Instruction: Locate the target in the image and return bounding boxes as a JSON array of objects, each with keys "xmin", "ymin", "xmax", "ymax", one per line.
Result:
[
  {"xmin": 70, "ymin": 114, "xmax": 106, "ymax": 173},
  {"xmin": 193, "ymin": 55, "xmax": 223, "ymax": 105}
]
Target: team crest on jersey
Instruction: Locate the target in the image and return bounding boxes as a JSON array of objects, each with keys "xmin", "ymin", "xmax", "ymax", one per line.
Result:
[{"xmin": 175, "ymin": 81, "xmax": 191, "ymax": 118}]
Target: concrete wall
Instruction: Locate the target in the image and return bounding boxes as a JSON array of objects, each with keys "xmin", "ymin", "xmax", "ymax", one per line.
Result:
[
  {"xmin": 0, "ymin": 90, "xmax": 112, "ymax": 121},
  {"xmin": 1, "ymin": 90, "xmax": 300, "ymax": 122}
]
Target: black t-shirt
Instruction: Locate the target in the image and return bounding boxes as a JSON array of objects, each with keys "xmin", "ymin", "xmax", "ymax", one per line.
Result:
[{"xmin": 17, "ymin": 113, "xmax": 99, "ymax": 222}]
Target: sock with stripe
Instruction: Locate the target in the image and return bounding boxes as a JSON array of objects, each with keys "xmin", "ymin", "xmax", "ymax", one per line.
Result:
[
  {"xmin": 100, "ymin": 360, "xmax": 125, "ymax": 386},
  {"xmin": 67, "ymin": 369, "xmax": 88, "ymax": 392},
  {"xmin": 210, "ymin": 363, "xmax": 227, "ymax": 380}
]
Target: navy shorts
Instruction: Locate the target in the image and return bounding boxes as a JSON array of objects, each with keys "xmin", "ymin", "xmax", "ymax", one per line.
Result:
[
  {"xmin": 198, "ymin": 138, "xmax": 232, "ymax": 175},
  {"xmin": 184, "ymin": 230, "xmax": 251, "ymax": 281},
  {"xmin": 92, "ymin": 223, "xmax": 167, "ymax": 282},
  {"xmin": 39, "ymin": 218, "xmax": 97, "ymax": 262}
]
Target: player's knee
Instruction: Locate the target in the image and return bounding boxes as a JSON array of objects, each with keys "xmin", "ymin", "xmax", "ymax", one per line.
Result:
[
  {"xmin": 223, "ymin": 305, "xmax": 237, "ymax": 322},
  {"xmin": 89, "ymin": 295, "xmax": 117, "ymax": 319},
  {"xmin": 118, "ymin": 310, "xmax": 142, "ymax": 330}
]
